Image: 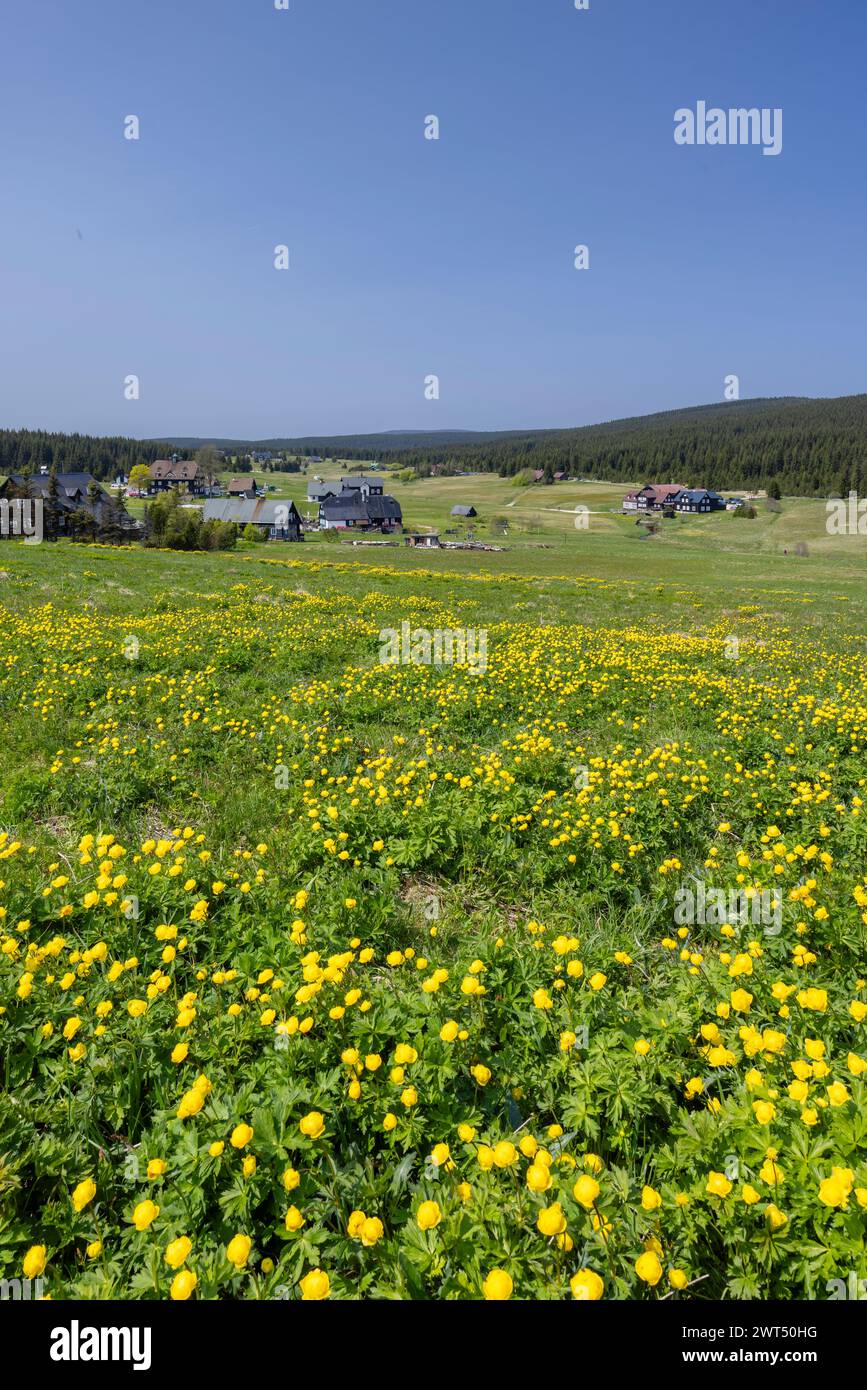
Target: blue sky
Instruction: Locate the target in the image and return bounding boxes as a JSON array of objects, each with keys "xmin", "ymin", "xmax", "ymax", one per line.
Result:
[{"xmin": 1, "ymin": 0, "xmax": 865, "ymax": 439}]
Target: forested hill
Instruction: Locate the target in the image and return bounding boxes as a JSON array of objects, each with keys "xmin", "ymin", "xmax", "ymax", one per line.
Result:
[
  {"xmin": 320, "ymin": 395, "xmax": 867, "ymax": 495},
  {"xmin": 4, "ymin": 393, "xmax": 867, "ymax": 494},
  {"xmin": 164, "ymin": 394, "xmax": 867, "ymax": 496},
  {"xmin": 0, "ymin": 431, "xmax": 173, "ymax": 481}
]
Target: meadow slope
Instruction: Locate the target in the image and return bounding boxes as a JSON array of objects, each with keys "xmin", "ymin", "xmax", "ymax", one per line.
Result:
[{"xmin": 0, "ymin": 531, "xmax": 865, "ymax": 1301}]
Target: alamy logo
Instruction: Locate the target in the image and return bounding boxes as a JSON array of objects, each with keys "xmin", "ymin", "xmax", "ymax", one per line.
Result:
[
  {"xmin": 0, "ymin": 497, "xmax": 43, "ymax": 542},
  {"xmin": 827, "ymin": 1273, "xmax": 867, "ymax": 1300},
  {"xmin": 674, "ymin": 102, "xmax": 782, "ymax": 157},
  {"xmin": 50, "ymin": 1320, "xmax": 152, "ymax": 1371},
  {"xmin": 674, "ymin": 883, "xmax": 782, "ymax": 934},
  {"xmin": 826, "ymin": 492, "xmax": 867, "ymax": 536},
  {"xmin": 379, "ymin": 621, "xmax": 488, "ymax": 675},
  {"xmin": 1, "ymin": 1276, "xmax": 46, "ymax": 1300}
]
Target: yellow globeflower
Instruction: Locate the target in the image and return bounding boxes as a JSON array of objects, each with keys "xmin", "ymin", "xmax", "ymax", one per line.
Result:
[
  {"xmin": 226, "ymin": 1234, "xmax": 252, "ymax": 1268},
  {"xmin": 230, "ymin": 1123, "xmax": 254, "ymax": 1149},
  {"xmin": 171, "ymin": 1270, "xmax": 198, "ymax": 1300},
  {"xmin": 570, "ymin": 1268, "xmax": 604, "ymax": 1300},
  {"xmin": 635, "ymin": 1250, "xmax": 663, "ymax": 1286},
  {"xmin": 705, "ymin": 1171, "xmax": 732, "ymax": 1198},
  {"xmin": 347, "ymin": 1210, "xmax": 367, "ymax": 1238},
  {"xmin": 416, "ymin": 1200, "xmax": 441, "ymax": 1231},
  {"xmin": 572, "ymin": 1174, "xmax": 600, "ymax": 1208},
  {"xmin": 537, "ymin": 1202, "xmax": 567, "ymax": 1237},
  {"xmin": 299, "ymin": 1111, "xmax": 325, "ymax": 1139},
  {"xmin": 300, "ymin": 1268, "xmax": 330, "ymax": 1301},
  {"xmin": 165, "ymin": 1236, "xmax": 193, "ymax": 1269},
  {"xmin": 361, "ymin": 1217, "xmax": 384, "ymax": 1247},
  {"xmin": 71, "ymin": 1178, "xmax": 96, "ymax": 1212},
  {"xmin": 177, "ymin": 1088, "xmax": 204, "ymax": 1120},
  {"xmin": 23, "ymin": 1245, "xmax": 47, "ymax": 1278},
  {"xmin": 818, "ymin": 1172, "xmax": 850, "ymax": 1208},
  {"xmin": 526, "ymin": 1163, "xmax": 552, "ymax": 1193},
  {"xmin": 482, "ymin": 1269, "xmax": 513, "ymax": 1300},
  {"xmin": 131, "ymin": 1200, "xmax": 159, "ymax": 1232}
]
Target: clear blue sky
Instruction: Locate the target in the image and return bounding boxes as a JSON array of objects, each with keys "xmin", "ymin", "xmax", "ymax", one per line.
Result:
[{"xmin": 2, "ymin": 0, "xmax": 865, "ymax": 439}]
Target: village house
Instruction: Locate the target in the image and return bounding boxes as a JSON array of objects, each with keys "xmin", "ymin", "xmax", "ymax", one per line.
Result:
[
  {"xmin": 147, "ymin": 457, "xmax": 205, "ymax": 495},
  {"xmin": 319, "ymin": 490, "xmax": 402, "ymax": 533},
  {"xmin": 636, "ymin": 484, "xmax": 687, "ymax": 511},
  {"xmin": 340, "ymin": 475, "xmax": 384, "ymax": 498},
  {"xmin": 226, "ymin": 477, "xmax": 260, "ymax": 500},
  {"xmin": 676, "ymin": 488, "xmax": 726, "ymax": 513},
  {"xmin": 0, "ymin": 471, "xmax": 136, "ymax": 539},
  {"xmin": 624, "ymin": 483, "xmax": 730, "ymax": 515},
  {"xmin": 201, "ymin": 497, "xmax": 303, "ymax": 540},
  {"xmin": 307, "ymin": 480, "xmax": 342, "ymax": 503},
  {"xmin": 405, "ymin": 532, "xmax": 440, "ymax": 548}
]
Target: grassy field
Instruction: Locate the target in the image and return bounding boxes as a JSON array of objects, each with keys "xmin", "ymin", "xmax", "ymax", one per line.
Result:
[
  {"xmin": 128, "ymin": 467, "xmax": 867, "ymax": 572},
  {"xmin": 1, "ymin": 529, "xmax": 865, "ymax": 1301}
]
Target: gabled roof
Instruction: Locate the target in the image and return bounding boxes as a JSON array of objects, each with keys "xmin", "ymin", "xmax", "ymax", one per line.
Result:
[
  {"xmin": 150, "ymin": 459, "xmax": 200, "ymax": 482},
  {"xmin": 227, "ymin": 478, "xmax": 257, "ymax": 494},
  {"xmin": 451, "ymin": 504, "xmax": 476, "ymax": 516},
  {"xmin": 201, "ymin": 498, "xmax": 300, "ymax": 526},
  {"xmin": 3, "ymin": 472, "xmax": 107, "ymax": 500},
  {"xmin": 321, "ymin": 492, "xmax": 401, "ymax": 522},
  {"xmin": 365, "ymin": 494, "xmax": 402, "ymax": 520},
  {"xmin": 640, "ymin": 483, "xmax": 686, "ymax": 501}
]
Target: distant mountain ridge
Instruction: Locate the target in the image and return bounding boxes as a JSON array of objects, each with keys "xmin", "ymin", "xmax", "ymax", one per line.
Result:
[{"xmin": 158, "ymin": 397, "xmax": 817, "ymax": 454}]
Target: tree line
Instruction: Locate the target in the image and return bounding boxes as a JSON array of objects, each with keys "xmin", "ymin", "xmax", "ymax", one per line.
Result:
[
  {"xmin": 331, "ymin": 396, "xmax": 867, "ymax": 497},
  {"xmin": 173, "ymin": 395, "xmax": 867, "ymax": 497},
  {"xmin": 0, "ymin": 430, "xmax": 178, "ymax": 482},
  {"xmin": 6, "ymin": 393, "xmax": 867, "ymax": 497}
]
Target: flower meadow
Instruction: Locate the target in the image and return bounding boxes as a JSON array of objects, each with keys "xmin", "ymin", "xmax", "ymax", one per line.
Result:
[{"xmin": 0, "ymin": 546, "xmax": 866, "ymax": 1301}]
